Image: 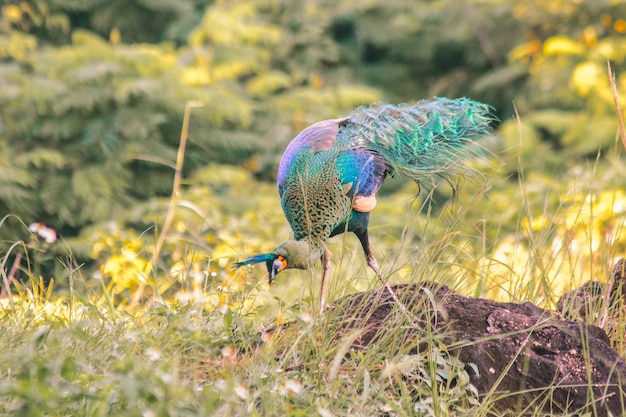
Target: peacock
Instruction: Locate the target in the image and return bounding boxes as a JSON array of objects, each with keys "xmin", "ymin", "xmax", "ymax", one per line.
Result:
[{"xmin": 234, "ymin": 97, "xmax": 493, "ymax": 308}]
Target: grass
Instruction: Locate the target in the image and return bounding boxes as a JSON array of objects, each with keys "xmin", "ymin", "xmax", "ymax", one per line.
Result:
[
  {"xmin": 1, "ymin": 170, "xmax": 624, "ymax": 416},
  {"xmin": 1, "ymin": 86, "xmax": 626, "ymax": 415},
  {"xmin": 0, "ymin": 272, "xmax": 488, "ymax": 416}
]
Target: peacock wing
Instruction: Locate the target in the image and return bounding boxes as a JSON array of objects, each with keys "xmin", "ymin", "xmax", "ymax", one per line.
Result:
[
  {"xmin": 335, "ymin": 148, "xmax": 391, "ymax": 213},
  {"xmin": 277, "ymin": 117, "xmax": 350, "ymax": 197}
]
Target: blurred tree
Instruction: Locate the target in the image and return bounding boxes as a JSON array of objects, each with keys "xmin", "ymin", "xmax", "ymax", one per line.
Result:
[
  {"xmin": 2, "ymin": 0, "xmax": 626, "ymax": 285},
  {"xmin": 171, "ymin": 0, "xmax": 381, "ymax": 177},
  {"xmin": 0, "ymin": 0, "xmax": 379, "ymax": 278},
  {"xmin": 320, "ymin": 0, "xmax": 519, "ymax": 113},
  {"xmin": 321, "ymin": 0, "xmax": 625, "ymax": 130},
  {"xmin": 0, "ymin": 0, "xmax": 205, "ymax": 45},
  {"xmin": 498, "ymin": 0, "xmax": 626, "ymax": 173}
]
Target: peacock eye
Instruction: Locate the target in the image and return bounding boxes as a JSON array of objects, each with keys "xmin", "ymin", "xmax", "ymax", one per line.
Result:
[{"xmin": 275, "ymin": 256, "xmax": 287, "ymax": 272}]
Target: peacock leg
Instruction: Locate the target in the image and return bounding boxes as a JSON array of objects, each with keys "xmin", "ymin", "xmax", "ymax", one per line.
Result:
[
  {"xmin": 355, "ymin": 229, "xmax": 417, "ymax": 323},
  {"xmin": 354, "ymin": 228, "xmax": 382, "ymax": 278},
  {"xmin": 319, "ymin": 246, "xmax": 331, "ymax": 312}
]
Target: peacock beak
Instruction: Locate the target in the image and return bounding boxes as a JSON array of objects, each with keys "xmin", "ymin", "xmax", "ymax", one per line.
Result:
[{"xmin": 267, "ymin": 255, "xmax": 287, "ymax": 284}]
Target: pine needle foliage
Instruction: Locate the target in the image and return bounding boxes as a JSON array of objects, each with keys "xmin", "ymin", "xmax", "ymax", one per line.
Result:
[{"xmin": 0, "ymin": 0, "xmax": 381, "ymax": 274}]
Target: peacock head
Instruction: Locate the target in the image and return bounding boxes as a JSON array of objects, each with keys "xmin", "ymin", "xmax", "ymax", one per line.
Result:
[{"xmin": 233, "ymin": 240, "xmax": 322, "ymax": 284}]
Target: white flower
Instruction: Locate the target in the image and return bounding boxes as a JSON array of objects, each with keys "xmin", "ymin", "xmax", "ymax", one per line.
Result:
[
  {"xmin": 28, "ymin": 222, "xmax": 57, "ymax": 243},
  {"xmin": 144, "ymin": 347, "xmax": 162, "ymax": 361}
]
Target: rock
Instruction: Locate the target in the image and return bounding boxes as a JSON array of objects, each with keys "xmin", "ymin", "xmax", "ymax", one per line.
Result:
[
  {"xmin": 558, "ymin": 259, "xmax": 626, "ymax": 318},
  {"xmin": 557, "ymin": 259, "xmax": 626, "ymax": 342},
  {"xmin": 329, "ymin": 280, "xmax": 626, "ymax": 416}
]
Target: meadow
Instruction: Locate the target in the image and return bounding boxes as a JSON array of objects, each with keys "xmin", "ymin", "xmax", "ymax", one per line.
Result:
[
  {"xmin": 2, "ymin": 2, "xmax": 626, "ymax": 412},
  {"xmin": 1, "ymin": 110, "xmax": 625, "ymax": 416}
]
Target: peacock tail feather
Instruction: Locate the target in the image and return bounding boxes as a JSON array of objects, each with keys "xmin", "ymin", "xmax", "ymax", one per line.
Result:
[{"xmin": 339, "ymin": 97, "xmax": 494, "ymax": 181}]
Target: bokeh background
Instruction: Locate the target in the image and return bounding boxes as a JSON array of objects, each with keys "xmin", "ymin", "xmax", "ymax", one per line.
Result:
[{"xmin": 1, "ymin": 0, "xmax": 625, "ymax": 311}]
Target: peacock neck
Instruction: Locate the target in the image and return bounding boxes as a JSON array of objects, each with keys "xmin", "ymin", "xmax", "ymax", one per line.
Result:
[
  {"xmin": 295, "ymin": 237, "xmax": 324, "ymax": 269},
  {"xmin": 272, "ymin": 237, "xmax": 324, "ymax": 270}
]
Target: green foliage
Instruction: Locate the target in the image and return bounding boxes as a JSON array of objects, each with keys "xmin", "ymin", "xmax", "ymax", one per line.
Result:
[
  {"xmin": 0, "ymin": 0, "xmax": 380, "ymax": 254},
  {"xmin": 498, "ymin": 0, "xmax": 626, "ymax": 170},
  {"xmin": 2, "ymin": 32, "xmax": 180, "ymax": 235},
  {"xmin": 0, "ymin": 0, "xmax": 624, "ymax": 311},
  {"xmin": 0, "ymin": 0, "xmax": 203, "ymax": 45}
]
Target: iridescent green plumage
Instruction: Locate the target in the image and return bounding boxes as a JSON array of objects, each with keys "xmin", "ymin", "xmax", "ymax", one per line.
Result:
[
  {"xmin": 235, "ymin": 97, "xmax": 494, "ymax": 308},
  {"xmin": 342, "ymin": 98, "xmax": 491, "ymax": 177}
]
